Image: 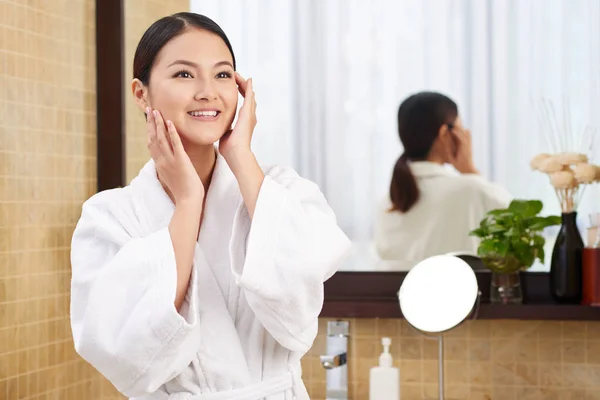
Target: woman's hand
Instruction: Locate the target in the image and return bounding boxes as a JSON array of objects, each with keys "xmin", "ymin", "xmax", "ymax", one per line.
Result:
[
  {"xmin": 219, "ymin": 72, "xmax": 257, "ymax": 161},
  {"xmin": 218, "ymin": 73, "xmax": 264, "ymax": 218},
  {"xmin": 147, "ymin": 108, "xmax": 204, "ymax": 203},
  {"xmin": 450, "ymin": 128, "xmax": 478, "ymax": 174}
]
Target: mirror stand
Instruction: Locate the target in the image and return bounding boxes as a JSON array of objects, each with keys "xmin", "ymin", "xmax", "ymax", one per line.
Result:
[{"xmin": 406, "ymin": 291, "xmax": 482, "ymax": 400}]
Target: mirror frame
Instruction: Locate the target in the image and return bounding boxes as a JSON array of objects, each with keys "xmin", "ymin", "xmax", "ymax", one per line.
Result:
[
  {"xmin": 94, "ymin": 1, "xmax": 599, "ymax": 321},
  {"xmin": 323, "ymin": 271, "xmax": 600, "ymax": 320},
  {"xmin": 96, "ymin": 0, "xmax": 125, "ymax": 192}
]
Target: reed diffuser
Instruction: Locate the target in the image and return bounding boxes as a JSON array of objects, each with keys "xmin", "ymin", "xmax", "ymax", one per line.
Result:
[
  {"xmin": 530, "ymin": 152, "xmax": 600, "ymax": 211},
  {"xmin": 530, "ymin": 98, "xmax": 599, "ymax": 303}
]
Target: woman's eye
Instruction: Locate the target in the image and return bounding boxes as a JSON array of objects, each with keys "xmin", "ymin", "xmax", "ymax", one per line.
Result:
[
  {"xmin": 216, "ymin": 71, "xmax": 232, "ymax": 79},
  {"xmin": 175, "ymin": 70, "xmax": 193, "ymax": 79}
]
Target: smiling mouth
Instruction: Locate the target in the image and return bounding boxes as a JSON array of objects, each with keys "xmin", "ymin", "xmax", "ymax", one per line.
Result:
[{"xmin": 188, "ymin": 110, "xmax": 221, "ymax": 120}]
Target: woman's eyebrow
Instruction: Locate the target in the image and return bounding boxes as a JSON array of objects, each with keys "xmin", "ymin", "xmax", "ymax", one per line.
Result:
[{"xmin": 166, "ymin": 60, "xmax": 233, "ymax": 69}]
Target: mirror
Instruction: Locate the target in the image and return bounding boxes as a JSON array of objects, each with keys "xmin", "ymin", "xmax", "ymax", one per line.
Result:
[
  {"xmin": 398, "ymin": 254, "xmax": 480, "ymax": 400},
  {"xmin": 121, "ymin": 2, "xmax": 600, "ymax": 273},
  {"xmin": 398, "ymin": 255, "xmax": 479, "ymax": 333}
]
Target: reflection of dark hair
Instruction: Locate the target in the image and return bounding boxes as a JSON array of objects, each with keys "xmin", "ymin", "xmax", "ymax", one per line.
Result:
[
  {"xmin": 389, "ymin": 92, "xmax": 458, "ymax": 213},
  {"xmin": 133, "ymin": 12, "xmax": 236, "ymax": 85}
]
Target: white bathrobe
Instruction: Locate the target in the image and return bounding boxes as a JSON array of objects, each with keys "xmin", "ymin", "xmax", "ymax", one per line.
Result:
[
  {"xmin": 70, "ymin": 152, "xmax": 351, "ymax": 400},
  {"xmin": 374, "ymin": 161, "xmax": 512, "ymax": 262}
]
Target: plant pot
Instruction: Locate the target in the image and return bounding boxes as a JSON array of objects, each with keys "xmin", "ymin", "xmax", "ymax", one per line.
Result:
[
  {"xmin": 550, "ymin": 212, "xmax": 584, "ymax": 304},
  {"xmin": 490, "ymin": 271, "xmax": 523, "ymax": 304}
]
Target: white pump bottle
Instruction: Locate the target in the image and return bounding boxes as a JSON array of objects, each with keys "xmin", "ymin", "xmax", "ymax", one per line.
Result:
[{"xmin": 369, "ymin": 337, "xmax": 400, "ymax": 400}]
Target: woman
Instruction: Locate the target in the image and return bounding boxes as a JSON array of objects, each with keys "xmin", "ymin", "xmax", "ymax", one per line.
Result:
[
  {"xmin": 70, "ymin": 13, "xmax": 350, "ymax": 400},
  {"xmin": 374, "ymin": 92, "xmax": 512, "ymax": 262}
]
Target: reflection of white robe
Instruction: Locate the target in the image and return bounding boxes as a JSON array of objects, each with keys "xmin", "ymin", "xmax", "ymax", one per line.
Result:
[
  {"xmin": 70, "ymin": 152, "xmax": 351, "ymax": 400},
  {"xmin": 374, "ymin": 161, "xmax": 512, "ymax": 263}
]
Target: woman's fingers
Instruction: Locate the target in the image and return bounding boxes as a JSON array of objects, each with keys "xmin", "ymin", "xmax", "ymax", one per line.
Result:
[
  {"xmin": 166, "ymin": 120, "xmax": 184, "ymax": 156},
  {"xmin": 146, "ymin": 107, "xmax": 161, "ymax": 160},
  {"xmin": 235, "ymin": 72, "xmax": 248, "ymax": 97},
  {"xmin": 246, "ymin": 78, "xmax": 256, "ymax": 113},
  {"xmin": 153, "ymin": 110, "xmax": 173, "ymax": 159}
]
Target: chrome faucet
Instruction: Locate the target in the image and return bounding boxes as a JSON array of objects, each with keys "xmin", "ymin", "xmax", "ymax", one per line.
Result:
[{"xmin": 319, "ymin": 320, "xmax": 349, "ymax": 400}]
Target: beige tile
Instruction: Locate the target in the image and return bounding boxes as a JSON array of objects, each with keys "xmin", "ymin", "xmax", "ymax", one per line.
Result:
[
  {"xmin": 515, "ymin": 386, "xmax": 542, "ymax": 400},
  {"xmin": 515, "ymin": 338, "xmax": 538, "ymax": 362},
  {"xmin": 538, "ymin": 364, "xmax": 563, "ymax": 387},
  {"xmin": 538, "ymin": 339, "xmax": 562, "ymax": 362},
  {"xmin": 586, "ymin": 322, "xmax": 600, "ymax": 339},
  {"xmin": 515, "ymin": 363, "xmax": 539, "ymax": 386},
  {"xmin": 445, "ymin": 384, "xmax": 469, "ymax": 399},
  {"xmin": 490, "ymin": 320, "xmax": 521, "ymax": 338},
  {"xmin": 422, "ymin": 360, "xmax": 440, "ymax": 383},
  {"xmin": 445, "ymin": 338, "xmax": 468, "ymax": 361},
  {"xmin": 353, "ymin": 318, "xmax": 378, "ymax": 338},
  {"xmin": 491, "ymin": 338, "xmax": 517, "ymax": 362},
  {"xmin": 468, "ymin": 320, "xmax": 491, "ymax": 338},
  {"xmin": 400, "ymin": 383, "xmax": 422, "ymax": 399},
  {"xmin": 423, "ymin": 337, "xmax": 440, "ymax": 360},
  {"xmin": 587, "ymin": 340, "xmax": 600, "ymax": 364},
  {"xmin": 468, "ymin": 386, "xmax": 492, "ymax": 400},
  {"xmin": 399, "ymin": 360, "xmax": 422, "ymax": 383},
  {"xmin": 469, "ymin": 339, "xmax": 491, "ymax": 361},
  {"xmin": 563, "ymin": 340, "xmax": 586, "ymax": 363},
  {"xmin": 400, "ymin": 337, "xmax": 423, "ymax": 360},
  {"xmin": 561, "ymin": 363, "xmax": 590, "ymax": 388},
  {"xmin": 491, "ymin": 385, "xmax": 516, "ymax": 400},
  {"xmin": 491, "ymin": 362, "xmax": 517, "ymax": 385},
  {"xmin": 377, "ymin": 318, "xmax": 400, "ymax": 338},
  {"xmin": 354, "ymin": 337, "xmax": 380, "ymax": 358},
  {"xmin": 468, "ymin": 362, "xmax": 492, "ymax": 385},
  {"xmin": 445, "ymin": 361, "xmax": 469, "ymax": 384},
  {"xmin": 562, "ymin": 321, "xmax": 586, "ymax": 339},
  {"xmin": 534, "ymin": 321, "xmax": 563, "ymax": 339}
]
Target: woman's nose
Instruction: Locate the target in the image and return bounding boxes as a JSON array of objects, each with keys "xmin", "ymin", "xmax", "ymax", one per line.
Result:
[{"xmin": 194, "ymin": 80, "xmax": 217, "ymax": 101}]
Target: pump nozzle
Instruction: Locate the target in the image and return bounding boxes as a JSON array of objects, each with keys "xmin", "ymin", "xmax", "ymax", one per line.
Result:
[
  {"xmin": 382, "ymin": 337, "xmax": 391, "ymax": 349},
  {"xmin": 379, "ymin": 337, "xmax": 393, "ymax": 367}
]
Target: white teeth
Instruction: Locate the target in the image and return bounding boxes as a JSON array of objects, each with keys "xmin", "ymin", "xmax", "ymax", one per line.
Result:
[{"xmin": 189, "ymin": 110, "xmax": 218, "ymax": 117}]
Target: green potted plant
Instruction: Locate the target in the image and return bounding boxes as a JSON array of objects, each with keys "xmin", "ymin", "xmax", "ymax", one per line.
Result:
[{"xmin": 469, "ymin": 199, "xmax": 561, "ymax": 304}]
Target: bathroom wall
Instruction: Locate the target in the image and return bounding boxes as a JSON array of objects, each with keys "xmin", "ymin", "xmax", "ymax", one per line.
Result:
[
  {"xmin": 302, "ymin": 318, "xmax": 600, "ymax": 400},
  {"xmin": 0, "ymin": 0, "xmax": 113, "ymax": 398},
  {"xmin": 0, "ymin": 0, "xmax": 186, "ymax": 399},
  {"xmin": 124, "ymin": 0, "xmax": 190, "ymax": 184}
]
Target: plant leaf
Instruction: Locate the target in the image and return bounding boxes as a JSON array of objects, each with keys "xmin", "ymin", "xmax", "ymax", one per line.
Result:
[{"xmin": 508, "ymin": 199, "xmax": 543, "ymax": 217}]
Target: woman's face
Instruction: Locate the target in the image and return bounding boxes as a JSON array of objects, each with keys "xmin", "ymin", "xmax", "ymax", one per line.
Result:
[{"xmin": 133, "ymin": 28, "xmax": 238, "ymax": 146}]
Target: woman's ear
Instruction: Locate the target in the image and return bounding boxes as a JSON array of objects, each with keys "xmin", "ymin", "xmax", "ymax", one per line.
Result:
[
  {"xmin": 131, "ymin": 78, "xmax": 149, "ymax": 112},
  {"xmin": 438, "ymin": 123, "xmax": 450, "ymax": 140}
]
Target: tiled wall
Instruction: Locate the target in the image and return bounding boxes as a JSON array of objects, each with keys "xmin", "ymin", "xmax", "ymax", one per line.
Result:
[
  {"xmin": 303, "ymin": 318, "xmax": 600, "ymax": 400},
  {"xmin": 0, "ymin": 0, "xmax": 187, "ymax": 399},
  {"xmin": 0, "ymin": 0, "xmax": 113, "ymax": 398},
  {"xmin": 124, "ymin": 0, "xmax": 190, "ymax": 184}
]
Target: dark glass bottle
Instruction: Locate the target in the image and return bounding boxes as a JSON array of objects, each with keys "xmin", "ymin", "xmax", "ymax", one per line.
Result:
[{"xmin": 550, "ymin": 212, "xmax": 584, "ymax": 303}]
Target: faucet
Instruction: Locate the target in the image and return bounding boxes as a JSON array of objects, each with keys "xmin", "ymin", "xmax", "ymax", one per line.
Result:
[{"xmin": 319, "ymin": 320, "xmax": 349, "ymax": 400}]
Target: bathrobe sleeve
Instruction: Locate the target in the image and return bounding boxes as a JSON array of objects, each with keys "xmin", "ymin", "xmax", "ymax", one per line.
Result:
[
  {"xmin": 70, "ymin": 191, "xmax": 202, "ymax": 397},
  {"xmin": 230, "ymin": 166, "xmax": 352, "ymax": 354}
]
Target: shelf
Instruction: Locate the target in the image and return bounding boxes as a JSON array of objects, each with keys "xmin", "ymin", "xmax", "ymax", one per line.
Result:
[{"xmin": 321, "ymin": 271, "xmax": 600, "ymax": 321}]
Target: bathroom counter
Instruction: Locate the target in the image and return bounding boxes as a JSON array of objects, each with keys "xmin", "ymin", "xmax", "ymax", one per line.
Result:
[{"xmin": 322, "ymin": 271, "xmax": 600, "ymax": 321}]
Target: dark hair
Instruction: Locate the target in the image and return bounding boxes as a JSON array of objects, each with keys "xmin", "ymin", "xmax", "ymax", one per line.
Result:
[
  {"xmin": 389, "ymin": 91, "xmax": 458, "ymax": 213},
  {"xmin": 133, "ymin": 12, "xmax": 236, "ymax": 85}
]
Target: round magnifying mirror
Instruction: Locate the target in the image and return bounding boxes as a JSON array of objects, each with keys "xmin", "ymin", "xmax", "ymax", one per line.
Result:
[{"xmin": 398, "ymin": 255, "xmax": 479, "ymax": 333}]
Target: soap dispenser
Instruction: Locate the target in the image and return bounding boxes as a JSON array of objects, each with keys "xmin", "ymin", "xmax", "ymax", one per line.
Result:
[{"xmin": 369, "ymin": 337, "xmax": 400, "ymax": 400}]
